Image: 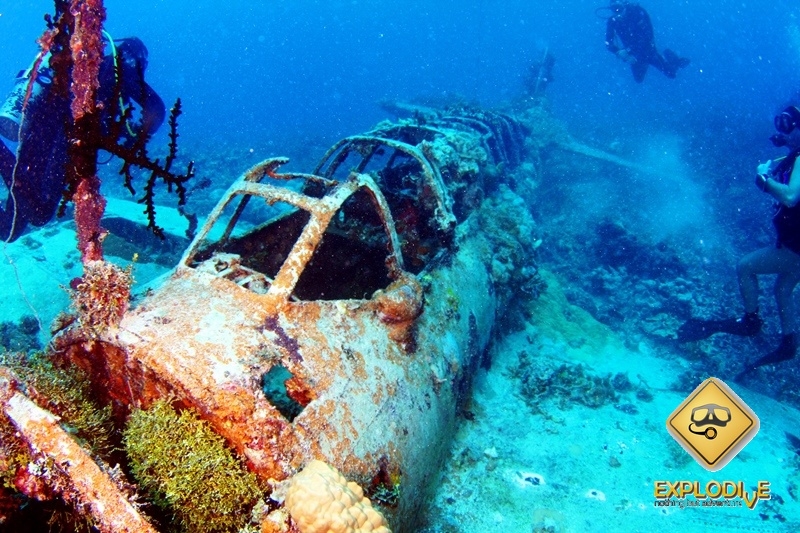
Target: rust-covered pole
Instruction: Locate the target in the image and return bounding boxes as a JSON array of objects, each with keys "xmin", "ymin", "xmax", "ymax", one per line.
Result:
[
  {"xmin": 65, "ymin": 0, "xmax": 107, "ymax": 263},
  {"xmin": 44, "ymin": 0, "xmax": 108, "ymax": 263},
  {"xmin": 47, "ymin": 2, "xmax": 134, "ymax": 332}
]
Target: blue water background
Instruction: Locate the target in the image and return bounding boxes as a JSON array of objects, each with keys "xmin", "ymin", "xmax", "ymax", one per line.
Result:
[{"xmin": 3, "ymin": 0, "xmax": 799, "ymax": 161}]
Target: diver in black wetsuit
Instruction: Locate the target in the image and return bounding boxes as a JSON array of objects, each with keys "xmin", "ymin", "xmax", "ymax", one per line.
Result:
[
  {"xmin": 678, "ymin": 106, "xmax": 800, "ymax": 378},
  {"xmin": 604, "ymin": 1, "xmax": 690, "ymax": 82},
  {"xmin": 0, "ymin": 36, "xmax": 165, "ymax": 242}
]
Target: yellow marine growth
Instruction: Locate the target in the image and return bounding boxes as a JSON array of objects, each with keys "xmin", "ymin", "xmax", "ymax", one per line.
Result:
[
  {"xmin": 0, "ymin": 417, "xmax": 29, "ymax": 491},
  {"xmin": 122, "ymin": 400, "xmax": 261, "ymax": 533}
]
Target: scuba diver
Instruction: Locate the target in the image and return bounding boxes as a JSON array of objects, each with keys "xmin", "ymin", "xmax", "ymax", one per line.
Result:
[
  {"xmin": 602, "ymin": 1, "xmax": 690, "ymax": 82},
  {"xmin": 678, "ymin": 105, "xmax": 800, "ymax": 379},
  {"xmin": 0, "ymin": 35, "xmax": 165, "ymax": 242},
  {"xmin": 524, "ymin": 48, "xmax": 556, "ymax": 98}
]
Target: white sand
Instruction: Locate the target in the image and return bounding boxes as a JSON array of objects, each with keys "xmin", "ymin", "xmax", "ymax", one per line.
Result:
[{"xmin": 0, "ymin": 198, "xmax": 184, "ymax": 342}]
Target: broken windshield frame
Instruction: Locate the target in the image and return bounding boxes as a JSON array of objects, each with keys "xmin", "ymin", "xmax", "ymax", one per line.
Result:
[{"xmin": 179, "ymin": 164, "xmax": 405, "ymax": 303}]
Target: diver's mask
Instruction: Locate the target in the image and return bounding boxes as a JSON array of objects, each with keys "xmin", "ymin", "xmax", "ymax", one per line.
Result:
[{"xmin": 771, "ymin": 106, "xmax": 800, "ymax": 147}]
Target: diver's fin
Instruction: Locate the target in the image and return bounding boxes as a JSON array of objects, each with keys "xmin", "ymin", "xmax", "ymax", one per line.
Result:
[
  {"xmin": 664, "ymin": 49, "xmax": 690, "ymax": 70},
  {"xmin": 752, "ymin": 334, "xmax": 796, "ymax": 368},
  {"xmin": 735, "ymin": 334, "xmax": 796, "ymax": 381},
  {"xmin": 662, "ymin": 49, "xmax": 690, "ymax": 79},
  {"xmin": 676, "ymin": 313, "xmax": 762, "ymax": 343}
]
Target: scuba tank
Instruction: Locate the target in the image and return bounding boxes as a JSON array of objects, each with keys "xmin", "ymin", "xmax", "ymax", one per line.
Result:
[
  {"xmin": 0, "ymin": 53, "xmax": 53, "ymax": 143},
  {"xmin": 0, "ymin": 34, "xmax": 144, "ymax": 144}
]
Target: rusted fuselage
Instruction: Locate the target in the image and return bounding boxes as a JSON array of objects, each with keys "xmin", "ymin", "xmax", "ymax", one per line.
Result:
[{"xmin": 50, "ymin": 110, "xmax": 537, "ymax": 530}]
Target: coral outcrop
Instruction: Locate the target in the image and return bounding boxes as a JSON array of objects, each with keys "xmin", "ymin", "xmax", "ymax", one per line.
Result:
[{"xmin": 284, "ymin": 460, "xmax": 391, "ymax": 533}]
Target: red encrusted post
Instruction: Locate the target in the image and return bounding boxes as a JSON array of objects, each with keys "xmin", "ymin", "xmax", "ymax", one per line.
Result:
[
  {"xmin": 73, "ymin": 175, "xmax": 106, "ymax": 263},
  {"xmin": 67, "ymin": 0, "xmax": 107, "ymax": 263}
]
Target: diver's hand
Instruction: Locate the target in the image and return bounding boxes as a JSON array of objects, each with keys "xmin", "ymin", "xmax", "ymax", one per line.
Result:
[
  {"xmin": 756, "ymin": 160, "xmax": 772, "ymax": 175},
  {"xmin": 617, "ymin": 49, "xmax": 636, "ymax": 64}
]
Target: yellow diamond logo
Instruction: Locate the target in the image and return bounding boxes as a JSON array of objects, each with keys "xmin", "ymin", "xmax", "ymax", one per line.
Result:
[{"xmin": 666, "ymin": 377, "xmax": 759, "ymax": 472}]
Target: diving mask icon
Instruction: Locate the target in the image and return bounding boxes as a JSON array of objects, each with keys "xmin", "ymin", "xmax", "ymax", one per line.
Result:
[
  {"xmin": 688, "ymin": 403, "xmax": 731, "ymax": 440},
  {"xmin": 667, "ymin": 377, "xmax": 759, "ymax": 472}
]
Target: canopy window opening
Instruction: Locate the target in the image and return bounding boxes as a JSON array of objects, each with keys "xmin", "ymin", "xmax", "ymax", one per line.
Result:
[
  {"xmin": 293, "ymin": 187, "xmax": 394, "ymax": 301},
  {"xmin": 188, "ymin": 195, "xmax": 309, "ymax": 294}
]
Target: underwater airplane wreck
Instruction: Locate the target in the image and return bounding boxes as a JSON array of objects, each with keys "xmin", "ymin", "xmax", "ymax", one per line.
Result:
[
  {"xmin": 0, "ymin": 2, "xmax": 680, "ymax": 531},
  {"xmin": 0, "ymin": 99, "xmax": 561, "ymax": 532}
]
